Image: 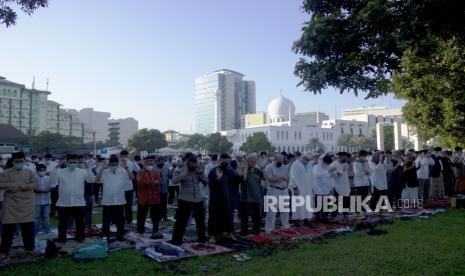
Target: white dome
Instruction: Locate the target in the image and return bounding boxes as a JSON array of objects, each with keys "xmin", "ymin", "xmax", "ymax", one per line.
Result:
[{"xmin": 267, "ymin": 96, "xmax": 296, "ymax": 122}]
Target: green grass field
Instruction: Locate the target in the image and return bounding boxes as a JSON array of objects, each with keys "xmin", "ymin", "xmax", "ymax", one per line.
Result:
[{"xmin": 2, "ymin": 209, "xmax": 465, "ymax": 275}]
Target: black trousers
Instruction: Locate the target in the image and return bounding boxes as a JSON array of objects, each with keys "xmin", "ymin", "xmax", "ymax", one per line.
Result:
[
  {"xmin": 0, "ymin": 222, "xmax": 35, "ymax": 254},
  {"xmin": 333, "ymin": 190, "xmax": 350, "ymax": 216},
  {"xmin": 93, "ymin": 183, "xmax": 102, "ymax": 203},
  {"xmin": 124, "ymin": 190, "xmax": 134, "ymax": 224},
  {"xmin": 58, "ymin": 207, "xmax": 85, "ymax": 242},
  {"xmin": 353, "ymin": 186, "xmax": 369, "ymax": 199},
  {"xmin": 160, "ymin": 192, "xmax": 168, "ymax": 219},
  {"xmin": 50, "ymin": 188, "xmax": 59, "ymax": 214},
  {"xmin": 314, "ymin": 195, "xmax": 329, "ymax": 223},
  {"xmin": 171, "ymin": 200, "xmax": 206, "ymax": 245},
  {"xmin": 370, "ymin": 188, "xmax": 388, "ymax": 211},
  {"xmin": 102, "ymin": 205, "xmax": 125, "ymax": 239},
  {"xmin": 168, "ymin": 186, "xmax": 179, "ymax": 204},
  {"xmin": 137, "ymin": 204, "xmax": 161, "ymax": 234},
  {"xmin": 240, "ymin": 202, "xmax": 261, "ymax": 235},
  {"xmin": 132, "ymin": 179, "xmax": 138, "ymax": 199}
]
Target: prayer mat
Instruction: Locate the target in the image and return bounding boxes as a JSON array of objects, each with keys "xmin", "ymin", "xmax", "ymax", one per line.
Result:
[
  {"xmin": 248, "ymin": 235, "xmax": 273, "ymax": 245},
  {"xmin": 56, "ymin": 238, "xmax": 97, "ymax": 256},
  {"xmin": 214, "ymin": 238, "xmax": 256, "ymax": 251},
  {"xmin": 422, "ymin": 199, "xmax": 450, "ymax": 209},
  {"xmin": 143, "ymin": 242, "xmax": 193, "ymax": 262},
  {"xmin": 272, "ymin": 228, "xmax": 303, "ymax": 239},
  {"xmin": 124, "ymin": 232, "xmax": 157, "ymax": 245},
  {"xmin": 107, "ymin": 240, "xmax": 136, "ymax": 252},
  {"xmin": 160, "ymin": 226, "xmax": 197, "ymax": 241},
  {"xmin": 72, "ymin": 240, "xmax": 108, "ymax": 260},
  {"xmin": 86, "ymin": 225, "xmax": 102, "ymax": 236},
  {"xmin": 0, "ymin": 249, "xmax": 43, "ymax": 267},
  {"xmin": 181, "ymin": 242, "xmax": 233, "ymax": 256}
]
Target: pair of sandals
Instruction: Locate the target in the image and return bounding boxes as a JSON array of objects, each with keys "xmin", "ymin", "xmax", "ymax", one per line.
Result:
[{"xmin": 233, "ymin": 253, "xmax": 251, "ymax": 262}]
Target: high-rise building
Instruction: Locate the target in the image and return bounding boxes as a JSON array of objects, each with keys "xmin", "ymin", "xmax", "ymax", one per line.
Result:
[
  {"xmin": 68, "ymin": 108, "xmax": 111, "ymax": 142},
  {"xmin": 0, "ymin": 76, "xmax": 49, "ymax": 136},
  {"xmin": 108, "ymin": 117, "xmax": 138, "ymax": 146},
  {"xmin": 194, "ymin": 69, "xmax": 256, "ymax": 135}
]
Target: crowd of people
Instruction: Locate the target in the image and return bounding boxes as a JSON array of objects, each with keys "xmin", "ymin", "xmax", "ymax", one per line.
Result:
[{"xmin": 0, "ymin": 146, "xmax": 464, "ymax": 257}]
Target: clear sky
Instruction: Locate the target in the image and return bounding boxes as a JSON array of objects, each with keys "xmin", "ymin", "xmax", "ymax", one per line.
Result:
[{"xmin": 0, "ymin": 0, "xmax": 404, "ymax": 133}]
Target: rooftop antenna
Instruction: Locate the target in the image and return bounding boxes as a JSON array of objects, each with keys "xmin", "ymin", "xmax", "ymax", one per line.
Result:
[
  {"xmin": 46, "ymin": 78, "xmax": 49, "ymax": 91},
  {"xmin": 32, "ymin": 76, "xmax": 35, "ymax": 89}
]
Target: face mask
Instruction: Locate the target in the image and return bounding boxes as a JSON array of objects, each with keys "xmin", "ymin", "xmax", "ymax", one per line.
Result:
[
  {"xmin": 68, "ymin": 164, "xmax": 77, "ymax": 171},
  {"xmin": 38, "ymin": 171, "xmax": 46, "ymax": 177},
  {"xmin": 145, "ymin": 165, "xmax": 154, "ymax": 171},
  {"xmin": 276, "ymin": 162, "xmax": 283, "ymax": 167},
  {"xmin": 340, "ymin": 160, "xmax": 347, "ymax": 164},
  {"xmin": 14, "ymin": 163, "xmax": 24, "ymax": 171},
  {"xmin": 157, "ymin": 164, "xmax": 164, "ymax": 169},
  {"xmin": 301, "ymin": 159, "xmax": 309, "ymax": 165},
  {"xmin": 110, "ymin": 166, "xmax": 118, "ymax": 172}
]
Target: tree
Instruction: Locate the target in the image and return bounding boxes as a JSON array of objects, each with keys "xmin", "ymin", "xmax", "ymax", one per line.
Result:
[
  {"xmin": 127, "ymin": 128, "xmax": 167, "ymax": 153},
  {"xmin": 352, "ymin": 135, "xmax": 377, "ymax": 151},
  {"xmin": 0, "ymin": 0, "xmax": 48, "ymax": 27},
  {"xmin": 392, "ymin": 37, "xmax": 465, "ymax": 146},
  {"xmin": 337, "ymin": 133, "xmax": 355, "ymax": 148},
  {"xmin": 204, "ymin": 133, "xmax": 233, "ymax": 154},
  {"xmin": 240, "ymin": 132, "xmax": 274, "ymax": 154},
  {"xmin": 29, "ymin": 131, "xmax": 82, "ymax": 154},
  {"xmin": 186, "ymin": 134, "xmax": 206, "ymax": 151},
  {"xmin": 293, "ymin": 0, "xmax": 465, "ymax": 98},
  {"xmin": 308, "ymin": 137, "xmax": 325, "ymax": 153}
]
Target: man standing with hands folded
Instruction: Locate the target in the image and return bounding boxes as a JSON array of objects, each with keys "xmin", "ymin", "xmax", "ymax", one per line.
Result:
[{"xmin": 0, "ymin": 152, "xmax": 38, "ymax": 256}]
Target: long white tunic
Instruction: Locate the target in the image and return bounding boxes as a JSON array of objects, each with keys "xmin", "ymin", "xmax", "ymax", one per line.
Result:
[
  {"xmin": 329, "ymin": 161, "xmax": 350, "ymax": 196},
  {"xmin": 289, "ymin": 160, "xmax": 314, "ymax": 220},
  {"xmin": 353, "ymin": 160, "xmax": 370, "ymax": 187},
  {"xmin": 369, "ymin": 160, "xmax": 388, "ymax": 190},
  {"xmin": 312, "ymin": 164, "xmax": 333, "ymax": 195}
]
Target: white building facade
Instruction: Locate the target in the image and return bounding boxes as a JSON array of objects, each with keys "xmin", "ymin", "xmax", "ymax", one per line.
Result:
[{"xmin": 222, "ymin": 96, "xmax": 369, "ymax": 153}]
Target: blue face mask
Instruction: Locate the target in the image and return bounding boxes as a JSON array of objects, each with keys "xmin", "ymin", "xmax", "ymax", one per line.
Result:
[
  {"xmin": 68, "ymin": 163, "xmax": 77, "ymax": 171},
  {"xmin": 14, "ymin": 163, "xmax": 24, "ymax": 171},
  {"xmin": 110, "ymin": 166, "xmax": 118, "ymax": 172},
  {"xmin": 340, "ymin": 160, "xmax": 347, "ymax": 164},
  {"xmin": 301, "ymin": 159, "xmax": 309, "ymax": 165}
]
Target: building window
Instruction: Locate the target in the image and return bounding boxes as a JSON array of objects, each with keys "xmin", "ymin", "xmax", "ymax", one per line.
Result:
[
  {"xmin": 298, "ymin": 132, "xmax": 301, "ymax": 140},
  {"xmin": 285, "ymin": 131, "xmax": 288, "ymax": 140},
  {"xmin": 294, "ymin": 131, "xmax": 297, "ymax": 140},
  {"xmin": 330, "ymin": 133, "xmax": 333, "ymax": 140},
  {"xmin": 350, "ymin": 128, "xmax": 353, "ymax": 135},
  {"xmin": 359, "ymin": 128, "xmax": 362, "ymax": 135}
]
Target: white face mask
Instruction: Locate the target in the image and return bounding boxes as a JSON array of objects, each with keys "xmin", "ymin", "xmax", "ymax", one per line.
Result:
[
  {"xmin": 38, "ymin": 171, "xmax": 46, "ymax": 177},
  {"xmin": 145, "ymin": 166, "xmax": 154, "ymax": 171}
]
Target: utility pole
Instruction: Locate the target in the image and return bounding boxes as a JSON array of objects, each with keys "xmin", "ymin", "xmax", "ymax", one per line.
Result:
[{"xmin": 93, "ymin": 131, "xmax": 97, "ymax": 158}]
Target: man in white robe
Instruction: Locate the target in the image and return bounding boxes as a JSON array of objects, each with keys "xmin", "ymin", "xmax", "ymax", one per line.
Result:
[
  {"xmin": 289, "ymin": 152, "xmax": 314, "ymax": 225},
  {"xmin": 329, "ymin": 152, "xmax": 350, "ymax": 216}
]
